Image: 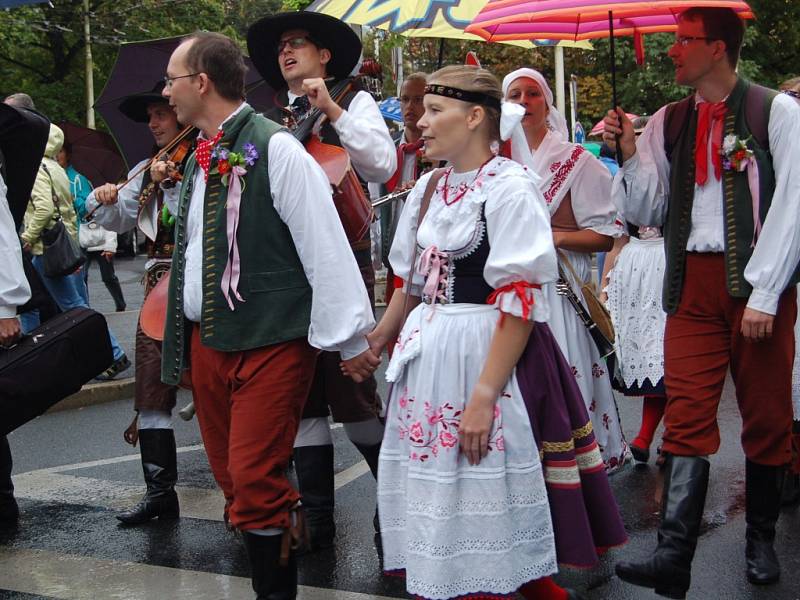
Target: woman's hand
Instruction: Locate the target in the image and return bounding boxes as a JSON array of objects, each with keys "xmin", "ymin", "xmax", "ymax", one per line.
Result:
[
  {"xmin": 459, "ymin": 383, "xmax": 498, "ymax": 466},
  {"xmin": 340, "ymin": 347, "xmax": 381, "ymax": 382},
  {"xmin": 366, "ymin": 328, "xmax": 391, "ymax": 357}
]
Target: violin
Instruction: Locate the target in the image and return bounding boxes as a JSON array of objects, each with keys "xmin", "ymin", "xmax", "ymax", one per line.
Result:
[
  {"xmin": 288, "ymin": 78, "xmax": 373, "ymax": 245},
  {"xmin": 157, "ymin": 136, "xmax": 194, "ymax": 187}
]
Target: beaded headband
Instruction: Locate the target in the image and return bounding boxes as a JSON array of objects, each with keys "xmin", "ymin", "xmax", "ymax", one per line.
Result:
[{"xmin": 424, "ymin": 84, "xmax": 502, "ymax": 111}]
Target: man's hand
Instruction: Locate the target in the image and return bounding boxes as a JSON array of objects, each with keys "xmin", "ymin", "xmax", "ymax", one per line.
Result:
[
  {"xmin": 94, "ymin": 182, "xmax": 120, "ymax": 206},
  {"xmin": 0, "ymin": 317, "xmax": 22, "ymax": 347},
  {"xmin": 602, "ymin": 107, "xmax": 637, "ymax": 163},
  {"xmin": 340, "ymin": 347, "xmax": 381, "ymax": 382},
  {"xmin": 741, "ymin": 307, "xmax": 775, "ymax": 342},
  {"xmin": 302, "ymin": 78, "xmax": 343, "ymax": 122},
  {"xmin": 150, "ymin": 159, "xmax": 176, "ymax": 184},
  {"xmin": 459, "ymin": 383, "xmax": 497, "ymax": 466},
  {"xmin": 101, "ymin": 251, "xmax": 115, "ymax": 262}
]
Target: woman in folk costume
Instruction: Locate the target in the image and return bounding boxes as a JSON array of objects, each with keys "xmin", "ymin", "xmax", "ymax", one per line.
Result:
[
  {"xmin": 503, "ymin": 68, "xmax": 628, "ymax": 472},
  {"xmin": 601, "ymin": 223, "xmax": 668, "ymax": 467},
  {"xmin": 356, "ymin": 65, "xmax": 625, "ymax": 600}
]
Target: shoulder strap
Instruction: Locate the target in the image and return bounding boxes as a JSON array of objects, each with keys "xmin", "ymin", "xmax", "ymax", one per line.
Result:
[
  {"xmin": 663, "ymin": 94, "xmax": 695, "ymax": 163},
  {"xmin": 556, "ymin": 248, "xmax": 586, "ymax": 286},
  {"xmin": 37, "ymin": 162, "xmax": 64, "ymax": 221},
  {"xmin": 744, "ymin": 82, "xmax": 778, "ymax": 151}
]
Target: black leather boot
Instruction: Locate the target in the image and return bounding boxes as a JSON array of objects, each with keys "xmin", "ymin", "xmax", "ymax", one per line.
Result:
[
  {"xmin": 0, "ymin": 435, "xmax": 19, "ymax": 527},
  {"xmin": 745, "ymin": 459, "xmax": 784, "ymax": 585},
  {"xmin": 243, "ymin": 531, "xmax": 297, "ymax": 600},
  {"xmin": 117, "ymin": 429, "xmax": 179, "ymax": 525},
  {"xmin": 615, "ymin": 455, "xmax": 709, "ymax": 599},
  {"xmin": 293, "ymin": 445, "xmax": 335, "ymax": 550}
]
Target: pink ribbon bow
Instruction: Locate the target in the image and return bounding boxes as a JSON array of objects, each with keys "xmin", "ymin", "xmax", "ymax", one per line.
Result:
[{"xmin": 417, "ymin": 245, "xmax": 449, "ymax": 305}]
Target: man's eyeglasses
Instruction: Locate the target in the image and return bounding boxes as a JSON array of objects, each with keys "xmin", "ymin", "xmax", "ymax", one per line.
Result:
[
  {"xmin": 163, "ymin": 73, "xmax": 200, "ymax": 89},
  {"xmin": 673, "ymin": 36, "xmax": 718, "ymax": 47},
  {"xmin": 277, "ymin": 36, "xmax": 317, "ymax": 54},
  {"xmin": 782, "ymin": 89, "xmax": 800, "ymax": 99}
]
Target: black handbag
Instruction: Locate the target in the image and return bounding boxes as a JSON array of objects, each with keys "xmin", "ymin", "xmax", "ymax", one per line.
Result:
[
  {"xmin": 38, "ymin": 163, "xmax": 85, "ymax": 278},
  {"xmin": 0, "ymin": 307, "xmax": 113, "ymax": 435}
]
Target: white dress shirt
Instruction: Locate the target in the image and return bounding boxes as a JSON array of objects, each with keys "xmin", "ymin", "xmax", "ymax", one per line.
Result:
[
  {"xmin": 613, "ymin": 90, "xmax": 800, "ymax": 314},
  {"xmin": 0, "ymin": 173, "xmax": 32, "ymax": 318},
  {"xmin": 182, "ymin": 104, "xmax": 375, "ymax": 360}
]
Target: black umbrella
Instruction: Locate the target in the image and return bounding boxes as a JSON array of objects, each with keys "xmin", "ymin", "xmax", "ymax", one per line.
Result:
[
  {"xmin": 95, "ymin": 35, "xmax": 275, "ymax": 168},
  {"xmin": 0, "ymin": 104, "xmax": 49, "ymax": 228},
  {"xmin": 58, "ymin": 121, "xmax": 126, "ymax": 187}
]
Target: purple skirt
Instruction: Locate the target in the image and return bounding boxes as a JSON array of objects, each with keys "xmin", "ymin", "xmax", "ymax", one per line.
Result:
[{"xmin": 516, "ymin": 322, "xmax": 628, "ymax": 568}]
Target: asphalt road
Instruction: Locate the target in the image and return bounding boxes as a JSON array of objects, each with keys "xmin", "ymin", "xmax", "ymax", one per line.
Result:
[{"xmin": 1, "ymin": 255, "xmax": 799, "ymax": 599}]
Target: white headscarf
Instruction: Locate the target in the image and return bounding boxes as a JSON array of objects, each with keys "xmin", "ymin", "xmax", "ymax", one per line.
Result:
[{"xmin": 501, "ymin": 68, "xmax": 570, "ymax": 141}]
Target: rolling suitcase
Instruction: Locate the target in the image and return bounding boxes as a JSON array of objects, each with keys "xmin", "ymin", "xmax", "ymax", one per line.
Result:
[{"xmin": 0, "ymin": 307, "xmax": 114, "ymax": 435}]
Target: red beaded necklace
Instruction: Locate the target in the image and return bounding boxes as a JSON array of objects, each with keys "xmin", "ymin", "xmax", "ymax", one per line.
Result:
[{"xmin": 441, "ymin": 156, "xmax": 495, "ymax": 206}]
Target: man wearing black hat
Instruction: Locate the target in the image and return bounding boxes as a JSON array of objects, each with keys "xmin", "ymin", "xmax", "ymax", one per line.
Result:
[
  {"xmin": 247, "ymin": 11, "xmax": 396, "ymax": 554},
  {"xmin": 86, "ymin": 84, "xmax": 188, "ymax": 526}
]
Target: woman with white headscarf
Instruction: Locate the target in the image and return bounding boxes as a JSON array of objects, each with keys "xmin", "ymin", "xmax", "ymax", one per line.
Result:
[{"xmin": 503, "ymin": 68, "xmax": 629, "ymax": 472}]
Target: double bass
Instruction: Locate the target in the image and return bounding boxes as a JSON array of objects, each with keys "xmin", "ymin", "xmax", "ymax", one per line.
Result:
[{"xmin": 285, "ymin": 78, "xmax": 373, "ymax": 244}]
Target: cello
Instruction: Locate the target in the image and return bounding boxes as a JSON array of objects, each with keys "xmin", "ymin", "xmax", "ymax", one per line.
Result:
[{"xmin": 285, "ymin": 78, "xmax": 373, "ymax": 244}]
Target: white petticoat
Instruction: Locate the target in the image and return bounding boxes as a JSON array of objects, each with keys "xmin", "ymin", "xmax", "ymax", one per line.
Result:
[
  {"xmin": 544, "ymin": 250, "xmax": 628, "ymax": 472},
  {"xmin": 604, "ymin": 237, "xmax": 666, "ymax": 390},
  {"xmin": 380, "ymin": 303, "xmax": 557, "ymax": 600}
]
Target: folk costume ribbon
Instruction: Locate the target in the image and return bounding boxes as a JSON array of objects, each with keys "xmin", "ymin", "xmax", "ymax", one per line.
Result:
[
  {"xmin": 221, "ymin": 165, "xmax": 247, "ymax": 310},
  {"xmin": 694, "ymin": 101, "xmax": 726, "ymax": 186}
]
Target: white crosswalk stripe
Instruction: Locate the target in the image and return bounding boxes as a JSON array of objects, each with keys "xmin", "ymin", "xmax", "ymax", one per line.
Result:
[{"xmin": 0, "ymin": 548, "xmax": 398, "ymax": 600}]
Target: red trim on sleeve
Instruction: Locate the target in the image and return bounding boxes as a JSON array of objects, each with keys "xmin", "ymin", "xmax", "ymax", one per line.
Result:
[{"xmin": 486, "ymin": 281, "xmax": 541, "ymax": 321}]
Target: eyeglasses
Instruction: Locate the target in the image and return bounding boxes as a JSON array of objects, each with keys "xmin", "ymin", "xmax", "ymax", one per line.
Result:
[
  {"xmin": 673, "ymin": 36, "xmax": 718, "ymax": 47},
  {"xmin": 277, "ymin": 36, "xmax": 316, "ymax": 54},
  {"xmin": 782, "ymin": 89, "xmax": 800, "ymax": 99},
  {"xmin": 163, "ymin": 73, "xmax": 200, "ymax": 89}
]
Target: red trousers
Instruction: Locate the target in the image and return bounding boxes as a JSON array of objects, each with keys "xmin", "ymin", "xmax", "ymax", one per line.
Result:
[
  {"xmin": 663, "ymin": 253, "xmax": 796, "ymax": 465},
  {"xmin": 190, "ymin": 327, "xmax": 318, "ymax": 530}
]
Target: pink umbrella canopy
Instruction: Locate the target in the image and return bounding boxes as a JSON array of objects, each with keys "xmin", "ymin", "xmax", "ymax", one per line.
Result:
[
  {"xmin": 589, "ymin": 113, "xmax": 638, "ymax": 136},
  {"xmin": 466, "ymin": 1, "xmax": 754, "ymax": 42}
]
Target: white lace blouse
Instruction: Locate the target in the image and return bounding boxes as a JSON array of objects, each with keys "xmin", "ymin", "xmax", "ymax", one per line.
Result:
[{"xmin": 388, "ymin": 156, "xmax": 558, "ymax": 322}]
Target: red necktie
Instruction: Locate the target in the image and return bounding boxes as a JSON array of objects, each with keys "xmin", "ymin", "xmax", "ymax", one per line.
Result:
[
  {"xmin": 386, "ymin": 138, "xmax": 425, "ymax": 192},
  {"xmin": 695, "ymin": 101, "xmax": 727, "ymax": 187},
  {"xmin": 195, "ymin": 129, "xmax": 224, "ymax": 182}
]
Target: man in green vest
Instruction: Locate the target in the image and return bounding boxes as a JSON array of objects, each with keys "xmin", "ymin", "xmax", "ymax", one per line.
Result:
[
  {"xmin": 160, "ymin": 31, "xmax": 379, "ymax": 598},
  {"xmin": 603, "ymin": 7, "xmax": 800, "ymax": 599}
]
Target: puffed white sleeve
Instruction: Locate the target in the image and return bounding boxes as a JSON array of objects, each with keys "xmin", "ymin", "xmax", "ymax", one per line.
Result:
[
  {"xmin": 612, "ymin": 105, "xmax": 671, "ymax": 227},
  {"xmin": 85, "ymin": 160, "xmax": 147, "ymax": 233},
  {"xmin": 0, "ymin": 174, "xmax": 31, "ymax": 318},
  {"xmin": 570, "ymin": 153, "xmax": 623, "ymax": 237},
  {"xmin": 484, "ymin": 175, "xmax": 558, "ymax": 322},
  {"xmin": 330, "ymin": 91, "xmax": 397, "ymax": 183},
  {"xmin": 268, "ymin": 131, "xmax": 375, "ymax": 360},
  {"xmin": 387, "ymin": 171, "xmax": 433, "ymax": 297}
]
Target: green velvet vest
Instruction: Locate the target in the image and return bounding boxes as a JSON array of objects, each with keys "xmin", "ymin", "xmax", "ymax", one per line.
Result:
[
  {"xmin": 161, "ymin": 106, "xmax": 312, "ymax": 385},
  {"xmin": 662, "ymin": 78, "xmax": 797, "ymax": 314}
]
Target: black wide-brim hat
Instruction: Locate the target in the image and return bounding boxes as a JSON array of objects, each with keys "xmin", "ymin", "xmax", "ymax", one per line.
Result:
[
  {"xmin": 247, "ymin": 11, "xmax": 362, "ymax": 92},
  {"xmin": 118, "ymin": 81, "xmax": 171, "ymax": 123}
]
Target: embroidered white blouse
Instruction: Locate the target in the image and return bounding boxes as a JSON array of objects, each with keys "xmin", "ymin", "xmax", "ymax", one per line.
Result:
[
  {"xmin": 613, "ymin": 91, "xmax": 800, "ymax": 315},
  {"xmin": 388, "ymin": 156, "xmax": 558, "ymax": 322}
]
